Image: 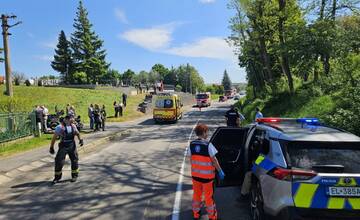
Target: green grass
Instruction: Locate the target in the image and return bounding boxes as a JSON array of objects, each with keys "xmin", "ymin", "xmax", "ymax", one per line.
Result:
[
  {"xmin": 0, "ymin": 85, "xmax": 145, "ymax": 123},
  {"xmin": 211, "ymin": 94, "xmax": 221, "ymax": 101},
  {"xmin": 0, "ymin": 134, "xmax": 52, "ymax": 157},
  {"xmin": 238, "ymin": 87, "xmax": 336, "ymax": 124}
]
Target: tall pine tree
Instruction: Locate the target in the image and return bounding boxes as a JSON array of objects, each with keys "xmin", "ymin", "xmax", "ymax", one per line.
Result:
[
  {"xmin": 71, "ymin": 0, "xmax": 109, "ymax": 84},
  {"xmin": 222, "ymin": 70, "xmax": 232, "ymax": 90},
  {"xmin": 51, "ymin": 30, "xmax": 73, "ymax": 84}
]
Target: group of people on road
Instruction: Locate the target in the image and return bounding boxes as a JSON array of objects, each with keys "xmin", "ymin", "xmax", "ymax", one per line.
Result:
[{"xmin": 88, "ymin": 104, "xmax": 107, "ymax": 132}]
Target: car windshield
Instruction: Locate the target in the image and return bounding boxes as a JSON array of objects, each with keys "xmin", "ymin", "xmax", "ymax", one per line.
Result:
[
  {"xmin": 287, "ymin": 142, "xmax": 360, "ymax": 173},
  {"xmin": 196, "ymin": 94, "xmax": 208, "ymax": 99},
  {"xmin": 155, "ymin": 99, "xmax": 173, "ymax": 108}
]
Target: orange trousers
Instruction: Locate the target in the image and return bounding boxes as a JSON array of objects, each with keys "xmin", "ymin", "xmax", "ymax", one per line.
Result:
[{"xmin": 192, "ymin": 179, "xmax": 217, "ymax": 219}]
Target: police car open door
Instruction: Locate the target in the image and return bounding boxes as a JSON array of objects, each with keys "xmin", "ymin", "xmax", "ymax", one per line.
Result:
[{"xmin": 210, "ymin": 127, "xmax": 249, "ymax": 187}]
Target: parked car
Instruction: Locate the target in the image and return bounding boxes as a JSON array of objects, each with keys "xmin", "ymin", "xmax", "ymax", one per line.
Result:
[
  {"xmin": 210, "ymin": 118, "xmax": 360, "ymax": 220},
  {"xmin": 219, "ymin": 95, "xmax": 227, "ymax": 102}
]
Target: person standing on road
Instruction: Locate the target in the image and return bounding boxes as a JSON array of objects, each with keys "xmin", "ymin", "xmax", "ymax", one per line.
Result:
[
  {"xmin": 41, "ymin": 105, "xmax": 49, "ymax": 132},
  {"xmin": 122, "ymin": 93, "xmax": 127, "ymax": 107},
  {"xmin": 100, "ymin": 105, "xmax": 107, "ymax": 131},
  {"xmin": 225, "ymin": 105, "xmax": 245, "ymax": 127},
  {"xmin": 93, "ymin": 104, "xmax": 102, "ymax": 131},
  {"xmin": 188, "ymin": 124, "xmax": 225, "ymax": 220},
  {"xmin": 49, "ymin": 116, "xmax": 83, "ymax": 184},
  {"xmin": 113, "ymin": 101, "xmax": 119, "ymax": 118},
  {"xmin": 255, "ymin": 107, "xmax": 263, "ymax": 121},
  {"xmin": 88, "ymin": 104, "xmax": 94, "ymax": 130}
]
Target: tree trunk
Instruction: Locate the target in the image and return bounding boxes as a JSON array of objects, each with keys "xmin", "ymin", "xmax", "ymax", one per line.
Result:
[
  {"xmin": 332, "ymin": 0, "xmax": 337, "ymax": 21},
  {"xmin": 320, "ymin": 0, "xmax": 326, "ymax": 20},
  {"xmin": 278, "ymin": 0, "xmax": 294, "ymax": 93}
]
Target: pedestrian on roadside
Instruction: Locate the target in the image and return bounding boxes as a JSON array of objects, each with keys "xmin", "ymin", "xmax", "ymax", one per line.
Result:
[
  {"xmin": 68, "ymin": 106, "xmax": 76, "ymax": 118},
  {"xmin": 101, "ymin": 105, "xmax": 107, "ymax": 131},
  {"xmin": 122, "ymin": 93, "xmax": 127, "ymax": 107},
  {"xmin": 119, "ymin": 102, "xmax": 124, "ymax": 116},
  {"xmin": 88, "ymin": 104, "xmax": 94, "ymax": 130},
  {"xmin": 41, "ymin": 105, "xmax": 49, "ymax": 132},
  {"xmin": 35, "ymin": 105, "xmax": 44, "ymax": 132},
  {"xmin": 255, "ymin": 107, "xmax": 263, "ymax": 121},
  {"xmin": 113, "ymin": 101, "xmax": 119, "ymax": 117},
  {"xmin": 93, "ymin": 104, "xmax": 102, "ymax": 131},
  {"xmin": 49, "ymin": 115, "xmax": 83, "ymax": 184},
  {"xmin": 188, "ymin": 123, "xmax": 225, "ymax": 220},
  {"xmin": 66, "ymin": 104, "xmax": 71, "ymax": 115}
]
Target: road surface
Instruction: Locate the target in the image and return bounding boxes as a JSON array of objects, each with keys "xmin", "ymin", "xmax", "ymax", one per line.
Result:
[{"xmin": 0, "ymin": 102, "xmax": 250, "ymax": 220}]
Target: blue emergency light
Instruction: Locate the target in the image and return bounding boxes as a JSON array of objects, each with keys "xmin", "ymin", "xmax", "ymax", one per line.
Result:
[{"xmin": 296, "ymin": 118, "xmax": 319, "ymax": 124}]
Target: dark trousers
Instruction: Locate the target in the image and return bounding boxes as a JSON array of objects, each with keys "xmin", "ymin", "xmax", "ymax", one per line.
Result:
[
  {"xmin": 89, "ymin": 116, "xmax": 94, "ymax": 129},
  {"xmin": 114, "ymin": 108, "xmax": 118, "ymax": 117},
  {"xmin": 101, "ymin": 119, "xmax": 105, "ymax": 131},
  {"xmin": 54, "ymin": 143, "xmax": 79, "ymax": 180},
  {"xmin": 123, "ymin": 100, "xmax": 127, "ymax": 107}
]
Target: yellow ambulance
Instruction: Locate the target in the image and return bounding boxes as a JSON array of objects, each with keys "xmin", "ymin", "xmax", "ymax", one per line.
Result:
[{"xmin": 153, "ymin": 93, "xmax": 183, "ymax": 123}]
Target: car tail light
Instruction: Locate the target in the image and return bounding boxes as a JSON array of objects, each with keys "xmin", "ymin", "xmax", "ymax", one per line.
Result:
[
  {"xmin": 269, "ymin": 167, "xmax": 317, "ymax": 181},
  {"xmin": 256, "ymin": 118, "xmax": 282, "ymax": 123}
]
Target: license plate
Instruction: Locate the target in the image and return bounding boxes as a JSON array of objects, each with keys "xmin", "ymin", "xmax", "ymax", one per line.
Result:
[{"xmin": 328, "ymin": 187, "xmax": 360, "ymax": 197}]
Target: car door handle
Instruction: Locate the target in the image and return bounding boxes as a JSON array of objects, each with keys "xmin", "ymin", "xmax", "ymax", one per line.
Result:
[{"xmin": 228, "ymin": 150, "xmax": 241, "ymax": 163}]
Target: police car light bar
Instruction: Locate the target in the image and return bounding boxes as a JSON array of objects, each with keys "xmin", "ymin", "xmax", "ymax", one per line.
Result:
[
  {"xmin": 257, "ymin": 117, "xmax": 320, "ymax": 124},
  {"xmin": 256, "ymin": 118, "xmax": 282, "ymax": 123}
]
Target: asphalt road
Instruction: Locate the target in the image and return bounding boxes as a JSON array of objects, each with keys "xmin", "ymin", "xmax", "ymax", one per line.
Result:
[{"xmin": 0, "ymin": 101, "xmax": 250, "ymax": 220}]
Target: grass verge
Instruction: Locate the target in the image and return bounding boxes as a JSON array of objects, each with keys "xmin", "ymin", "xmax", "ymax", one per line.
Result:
[{"xmin": 0, "ymin": 134, "xmax": 52, "ymax": 157}]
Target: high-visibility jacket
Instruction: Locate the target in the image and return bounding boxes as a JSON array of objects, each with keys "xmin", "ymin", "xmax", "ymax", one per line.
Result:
[{"xmin": 190, "ymin": 139, "xmax": 215, "ymax": 179}]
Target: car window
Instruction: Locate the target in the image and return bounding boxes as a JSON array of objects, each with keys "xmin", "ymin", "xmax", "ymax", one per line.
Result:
[
  {"xmin": 155, "ymin": 99, "xmax": 173, "ymax": 108},
  {"xmin": 287, "ymin": 142, "xmax": 360, "ymax": 173},
  {"xmin": 249, "ymin": 129, "xmax": 269, "ymax": 162},
  {"xmin": 196, "ymin": 94, "xmax": 208, "ymax": 99}
]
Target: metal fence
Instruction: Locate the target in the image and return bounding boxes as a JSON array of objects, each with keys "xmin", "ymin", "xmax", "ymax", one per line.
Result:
[{"xmin": 0, "ymin": 112, "xmax": 36, "ymax": 144}]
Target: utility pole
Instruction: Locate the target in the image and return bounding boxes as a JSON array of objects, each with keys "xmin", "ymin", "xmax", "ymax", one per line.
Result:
[{"xmin": 1, "ymin": 14, "xmax": 21, "ymax": 97}]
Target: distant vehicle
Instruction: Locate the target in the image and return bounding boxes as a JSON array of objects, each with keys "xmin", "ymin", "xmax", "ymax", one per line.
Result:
[
  {"xmin": 225, "ymin": 89, "xmax": 237, "ymax": 99},
  {"xmin": 153, "ymin": 93, "xmax": 183, "ymax": 123},
  {"xmin": 219, "ymin": 95, "xmax": 227, "ymax": 102},
  {"xmin": 234, "ymin": 94, "xmax": 241, "ymax": 100},
  {"xmin": 211, "ymin": 117, "xmax": 360, "ymax": 220},
  {"xmin": 196, "ymin": 92, "xmax": 211, "ymax": 107}
]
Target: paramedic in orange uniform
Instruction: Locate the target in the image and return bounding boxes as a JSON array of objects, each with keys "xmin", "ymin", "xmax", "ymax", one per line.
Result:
[{"xmin": 188, "ymin": 124, "xmax": 225, "ymax": 220}]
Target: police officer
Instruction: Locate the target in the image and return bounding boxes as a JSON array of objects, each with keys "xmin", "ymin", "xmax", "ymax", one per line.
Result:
[
  {"xmin": 225, "ymin": 105, "xmax": 245, "ymax": 127},
  {"xmin": 49, "ymin": 116, "xmax": 83, "ymax": 184}
]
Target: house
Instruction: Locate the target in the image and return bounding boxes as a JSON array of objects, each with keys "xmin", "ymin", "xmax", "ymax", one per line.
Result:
[{"xmin": 0, "ymin": 76, "xmax": 5, "ymax": 84}]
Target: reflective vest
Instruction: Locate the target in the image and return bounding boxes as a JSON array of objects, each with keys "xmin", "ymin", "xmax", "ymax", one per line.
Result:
[{"xmin": 190, "ymin": 140, "xmax": 215, "ymax": 179}]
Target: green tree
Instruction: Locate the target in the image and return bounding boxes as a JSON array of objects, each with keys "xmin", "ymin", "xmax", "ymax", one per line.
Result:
[
  {"xmin": 163, "ymin": 67, "xmax": 177, "ymax": 85},
  {"xmin": 122, "ymin": 69, "xmax": 135, "ymax": 85},
  {"xmin": 222, "ymin": 70, "xmax": 232, "ymax": 90},
  {"xmin": 51, "ymin": 30, "xmax": 73, "ymax": 84},
  {"xmin": 73, "ymin": 71, "xmax": 87, "ymax": 84},
  {"xmin": 151, "ymin": 64, "xmax": 169, "ymax": 80},
  {"xmin": 71, "ymin": 0, "xmax": 109, "ymax": 84},
  {"xmin": 138, "ymin": 71, "xmax": 149, "ymax": 84},
  {"xmin": 100, "ymin": 69, "xmax": 121, "ymax": 85},
  {"xmin": 176, "ymin": 64, "xmax": 205, "ymax": 94}
]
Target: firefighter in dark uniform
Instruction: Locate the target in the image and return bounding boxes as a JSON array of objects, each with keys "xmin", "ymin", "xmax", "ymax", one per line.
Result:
[
  {"xmin": 225, "ymin": 105, "xmax": 244, "ymax": 127},
  {"xmin": 49, "ymin": 116, "xmax": 83, "ymax": 184}
]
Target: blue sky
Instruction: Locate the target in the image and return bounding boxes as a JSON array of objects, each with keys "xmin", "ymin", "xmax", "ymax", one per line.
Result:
[{"xmin": 1, "ymin": 0, "xmax": 246, "ymax": 83}]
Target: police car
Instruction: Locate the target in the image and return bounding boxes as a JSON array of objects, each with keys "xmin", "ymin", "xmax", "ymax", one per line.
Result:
[{"xmin": 210, "ymin": 118, "xmax": 360, "ymax": 220}]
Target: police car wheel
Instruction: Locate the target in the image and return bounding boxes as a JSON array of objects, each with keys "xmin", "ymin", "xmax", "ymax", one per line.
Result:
[{"xmin": 250, "ymin": 181, "xmax": 266, "ymax": 220}]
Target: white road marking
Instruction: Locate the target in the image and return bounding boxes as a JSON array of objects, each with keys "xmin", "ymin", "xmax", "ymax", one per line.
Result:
[{"xmin": 171, "ymin": 119, "xmax": 199, "ymax": 220}]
